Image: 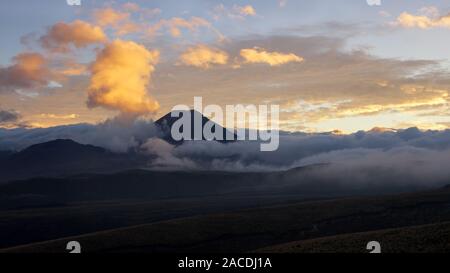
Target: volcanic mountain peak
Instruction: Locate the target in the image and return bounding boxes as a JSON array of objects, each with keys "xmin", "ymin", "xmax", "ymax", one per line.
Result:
[{"xmin": 156, "ymin": 110, "xmax": 236, "ymax": 144}]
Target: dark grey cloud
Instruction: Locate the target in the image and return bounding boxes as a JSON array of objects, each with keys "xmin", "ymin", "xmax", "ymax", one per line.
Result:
[{"xmin": 0, "ymin": 109, "xmax": 21, "ymax": 124}]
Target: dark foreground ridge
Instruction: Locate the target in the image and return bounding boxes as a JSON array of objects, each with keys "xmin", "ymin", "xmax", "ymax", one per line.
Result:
[{"xmin": 3, "ymin": 186, "xmax": 450, "ymax": 253}]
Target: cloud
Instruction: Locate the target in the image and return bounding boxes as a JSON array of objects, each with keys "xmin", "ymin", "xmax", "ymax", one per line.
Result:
[
  {"xmin": 396, "ymin": 7, "xmax": 450, "ymax": 29},
  {"xmin": 39, "ymin": 113, "xmax": 78, "ymax": 120},
  {"xmin": 4, "ymin": 119, "xmax": 450, "ymax": 191},
  {"xmin": 94, "ymin": 7, "xmax": 129, "ymax": 27},
  {"xmin": 0, "ymin": 109, "xmax": 20, "ymax": 124},
  {"xmin": 239, "ymin": 47, "xmax": 304, "ymax": 66},
  {"xmin": 235, "ymin": 5, "xmax": 256, "ymax": 16},
  {"xmin": 153, "ymin": 35, "xmax": 450, "ymax": 131},
  {"xmin": 59, "ymin": 62, "xmax": 87, "ymax": 76},
  {"xmin": 3, "ymin": 122, "xmax": 450, "ymax": 195},
  {"xmin": 93, "ymin": 7, "xmax": 140, "ymax": 36},
  {"xmin": 160, "ymin": 128, "xmax": 450, "ymax": 184},
  {"xmin": 213, "ymin": 4, "xmax": 257, "ymax": 20},
  {"xmin": 292, "ymin": 146, "xmax": 450, "ymax": 190},
  {"xmin": 0, "ymin": 117, "xmax": 160, "ymax": 152},
  {"xmin": 179, "ymin": 45, "xmax": 229, "ymax": 69},
  {"xmin": 142, "ymin": 138, "xmax": 196, "ymax": 170},
  {"xmin": 0, "ymin": 52, "xmax": 51, "ymax": 91},
  {"xmin": 147, "ymin": 16, "xmax": 212, "ymax": 38},
  {"xmin": 211, "ymin": 4, "xmax": 257, "ymax": 21},
  {"xmin": 40, "ymin": 20, "xmax": 107, "ymax": 52},
  {"xmin": 88, "ymin": 39, "xmax": 160, "ymax": 115}
]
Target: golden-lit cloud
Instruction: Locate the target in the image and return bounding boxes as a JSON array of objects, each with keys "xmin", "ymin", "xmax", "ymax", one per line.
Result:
[
  {"xmin": 40, "ymin": 20, "xmax": 107, "ymax": 52},
  {"xmin": 179, "ymin": 45, "xmax": 229, "ymax": 69},
  {"xmin": 240, "ymin": 47, "xmax": 304, "ymax": 66},
  {"xmin": 0, "ymin": 52, "xmax": 50, "ymax": 90},
  {"xmin": 39, "ymin": 113, "xmax": 79, "ymax": 119},
  {"xmin": 88, "ymin": 40, "xmax": 160, "ymax": 115},
  {"xmin": 396, "ymin": 7, "xmax": 450, "ymax": 29},
  {"xmin": 236, "ymin": 5, "xmax": 256, "ymax": 16}
]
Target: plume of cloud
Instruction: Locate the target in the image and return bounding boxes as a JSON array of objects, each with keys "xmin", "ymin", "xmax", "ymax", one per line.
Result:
[
  {"xmin": 40, "ymin": 20, "xmax": 107, "ymax": 52},
  {"xmin": 142, "ymin": 138, "xmax": 196, "ymax": 170},
  {"xmin": 88, "ymin": 39, "xmax": 160, "ymax": 115},
  {"xmin": 240, "ymin": 47, "xmax": 304, "ymax": 66},
  {"xmin": 0, "ymin": 52, "xmax": 51, "ymax": 91},
  {"xmin": 179, "ymin": 45, "xmax": 229, "ymax": 69}
]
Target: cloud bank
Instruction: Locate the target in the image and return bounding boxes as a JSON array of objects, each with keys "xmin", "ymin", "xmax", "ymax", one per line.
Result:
[{"xmin": 3, "ymin": 123, "xmax": 450, "ymax": 190}]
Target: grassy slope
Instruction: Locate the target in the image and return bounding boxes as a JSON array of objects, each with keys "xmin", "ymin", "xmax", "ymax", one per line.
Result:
[
  {"xmin": 256, "ymin": 222, "xmax": 450, "ymax": 253},
  {"xmin": 3, "ymin": 187, "xmax": 450, "ymax": 253}
]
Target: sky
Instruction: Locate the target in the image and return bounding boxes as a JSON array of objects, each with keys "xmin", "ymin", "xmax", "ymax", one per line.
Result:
[{"xmin": 2, "ymin": 0, "xmax": 450, "ymax": 133}]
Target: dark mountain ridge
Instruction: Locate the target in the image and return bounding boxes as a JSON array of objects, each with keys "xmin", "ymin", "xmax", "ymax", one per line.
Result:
[
  {"xmin": 0, "ymin": 139, "xmax": 145, "ymax": 182},
  {"xmin": 156, "ymin": 110, "xmax": 236, "ymax": 145}
]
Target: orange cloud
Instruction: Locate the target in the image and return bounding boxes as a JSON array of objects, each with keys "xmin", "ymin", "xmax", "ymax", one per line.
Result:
[
  {"xmin": 39, "ymin": 113, "xmax": 79, "ymax": 119},
  {"xmin": 88, "ymin": 40, "xmax": 160, "ymax": 115},
  {"xmin": 179, "ymin": 45, "xmax": 229, "ymax": 69},
  {"xmin": 396, "ymin": 9, "xmax": 450, "ymax": 29},
  {"xmin": 240, "ymin": 47, "xmax": 304, "ymax": 66},
  {"xmin": 0, "ymin": 52, "xmax": 50, "ymax": 90},
  {"xmin": 40, "ymin": 20, "xmax": 107, "ymax": 52}
]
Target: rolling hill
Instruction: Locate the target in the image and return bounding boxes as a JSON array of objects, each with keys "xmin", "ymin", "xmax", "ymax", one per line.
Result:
[
  {"xmin": 0, "ymin": 139, "xmax": 145, "ymax": 182},
  {"xmin": 3, "ymin": 186, "xmax": 450, "ymax": 253}
]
